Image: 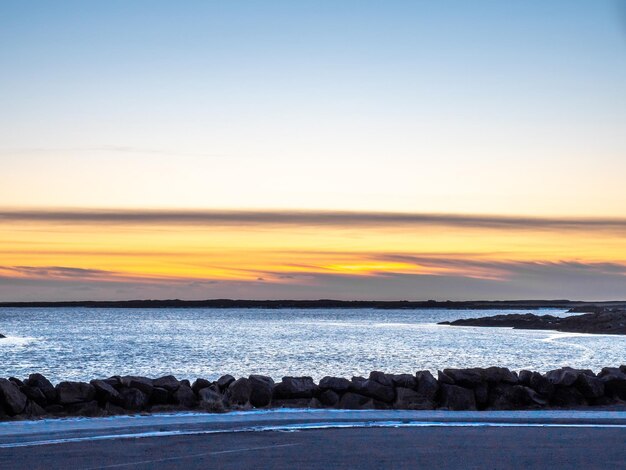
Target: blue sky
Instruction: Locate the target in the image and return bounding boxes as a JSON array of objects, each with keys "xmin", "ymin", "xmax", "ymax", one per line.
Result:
[{"xmin": 1, "ymin": 1, "xmax": 626, "ymax": 300}]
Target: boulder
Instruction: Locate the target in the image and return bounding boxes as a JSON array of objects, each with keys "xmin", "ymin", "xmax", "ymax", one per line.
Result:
[
  {"xmin": 248, "ymin": 375, "xmax": 274, "ymax": 408},
  {"xmin": 437, "ymin": 370, "xmax": 454, "ymax": 385},
  {"xmin": 66, "ymin": 400, "xmax": 102, "ymax": 417},
  {"xmin": 483, "ymin": 367, "xmax": 518, "ymax": 384},
  {"xmin": 121, "ymin": 388, "xmax": 149, "ymax": 410},
  {"xmin": 23, "ymin": 400, "xmax": 46, "ymax": 417},
  {"xmin": 442, "ymin": 368, "xmax": 484, "ymax": 387},
  {"xmin": 9, "ymin": 377, "xmax": 24, "ymax": 387},
  {"xmin": 121, "ymin": 376, "xmax": 153, "ymax": 396},
  {"xmin": 415, "ymin": 371, "xmax": 439, "ymax": 401},
  {"xmin": 351, "ymin": 379, "xmax": 395, "ymax": 403},
  {"xmin": 191, "ymin": 378, "xmax": 212, "ymax": 394},
  {"xmin": 529, "ymin": 372, "xmax": 555, "ymax": 398},
  {"xmin": 545, "ymin": 368, "xmax": 579, "ymax": 387},
  {"xmin": 20, "ymin": 385, "xmax": 47, "ymax": 407},
  {"xmin": 91, "ymin": 379, "xmax": 123, "ymax": 406},
  {"xmin": 318, "ymin": 389, "xmax": 339, "ymax": 407},
  {"xmin": 173, "ymin": 384, "xmax": 197, "ymax": 408},
  {"xmin": 390, "ymin": 374, "xmax": 417, "ymax": 390},
  {"xmin": 518, "ymin": 370, "xmax": 533, "ymax": 386},
  {"xmin": 338, "ymin": 392, "xmax": 374, "ymax": 410},
  {"xmin": 273, "ymin": 377, "xmax": 318, "ymax": 399},
  {"xmin": 0, "ymin": 379, "xmax": 28, "ymax": 415},
  {"xmin": 490, "ymin": 385, "xmax": 545, "ymax": 409},
  {"xmin": 473, "ymin": 382, "xmax": 489, "ymax": 408},
  {"xmin": 153, "ymin": 375, "xmax": 180, "ymax": 392},
  {"xmin": 550, "ymin": 386, "xmax": 587, "ymax": 407},
  {"xmin": 394, "ymin": 387, "xmax": 421, "ymax": 409},
  {"xmin": 24, "ymin": 373, "xmax": 57, "ymax": 403},
  {"xmin": 369, "ymin": 371, "xmax": 393, "ymax": 387},
  {"xmin": 575, "ymin": 374, "xmax": 605, "ymax": 399},
  {"xmin": 56, "ymin": 381, "xmax": 96, "ymax": 405},
  {"xmin": 150, "ymin": 387, "xmax": 170, "ymax": 405},
  {"xmin": 216, "ymin": 375, "xmax": 236, "ymax": 390},
  {"xmin": 319, "ymin": 376, "xmax": 351, "ymax": 393},
  {"xmin": 439, "ymin": 384, "xmax": 476, "ymax": 410},
  {"xmin": 598, "ymin": 368, "xmax": 626, "ymax": 399},
  {"xmin": 226, "ymin": 378, "xmax": 252, "ymax": 405},
  {"xmin": 198, "ymin": 387, "xmax": 225, "ymax": 412}
]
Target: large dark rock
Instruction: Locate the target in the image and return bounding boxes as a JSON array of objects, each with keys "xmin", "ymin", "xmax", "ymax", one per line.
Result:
[
  {"xmin": 394, "ymin": 387, "xmax": 435, "ymax": 410},
  {"xmin": 318, "ymin": 389, "xmax": 340, "ymax": 407},
  {"xmin": 351, "ymin": 379, "xmax": 395, "ymax": 403},
  {"xmin": 390, "ymin": 374, "xmax": 417, "ymax": 389},
  {"xmin": 437, "ymin": 370, "xmax": 454, "ymax": 385},
  {"xmin": 150, "ymin": 387, "xmax": 170, "ymax": 405},
  {"xmin": 415, "ymin": 370, "xmax": 439, "ymax": 401},
  {"xmin": 56, "ymin": 381, "xmax": 96, "ymax": 405},
  {"xmin": 273, "ymin": 377, "xmax": 318, "ymax": 399},
  {"xmin": 0, "ymin": 379, "xmax": 28, "ymax": 415},
  {"xmin": 369, "ymin": 371, "xmax": 393, "ymax": 387},
  {"xmin": 216, "ymin": 375, "xmax": 236, "ymax": 390},
  {"xmin": 121, "ymin": 376, "xmax": 154, "ymax": 396},
  {"xmin": 439, "ymin": 384, "xmax": 476, "ymax": 410},
  {"xmin": 338, "ymin": 392, "xmax": 374, "ymax": 409},
  {"xmin": 551, "ymin": 386, "xmax": 587, "ymax": 407},
  {"xmin": 191, "ymin": 378, "xmax": 212, "ymax": 394},
  {"xmin": 518, "ymin": 370, "xmax": 533, "ymax": 385},
  {"xmin": 23, "ymin": 400, "xmax": 46, "ymax": 417},
  {"xmin": 545, "ymin": 368, "xmax": 581, "ymax": 387},
  {"xmin": 442, "ymin": 368, "xmax": 483, "ymax": 387},
  {"xmin": 153, "ymin": 375, "xmax": 180, "ymax": 392},
  {"xmin": 66, "ymin": 400, "xmax": 102, "ymax": 417},
  {"xmin": 24, "ymin": 373, "xmax": 57, "ymax": 403},
  {"xmin": 319, "ymin": 376, "xmax": 351, "ymax": 393},
  {"xmin": 489, "ymin": 385, "xmax": 547, "ymax": 410},
  {"xmin": 226, "ymin": 378, "xmax": 252, "ymax": 405},
  {"xmin": 198, "ymin": 387, "xmax": 225, "ymax": 412},
  {"xmin": 529, "ymin": 372, "xmax": 555, "ymax": 398},
  {"xmin": 575, "ymin": 374, "xmax": 605, "ymax": 399},
  {"xmin": 91, "ymin": 379, "xmax": 123, "ymax": 406},
  {"xmin": 121, "ymin": 388, "xmax": 149, "ymax": 410},
  {"xmin": 248, "ymin": 375, "xmax": 274, "ymax": 408},
  {"xmin": 173, "ymin": 384, "xmax": 197, "ymax": 408},
  {"xmin": 598, "ymin": 368, "xmax": 626, "ymax": 399},
  {"xmin": 20, "ymin": 385, "xmax": 47, "ymax": 407}
]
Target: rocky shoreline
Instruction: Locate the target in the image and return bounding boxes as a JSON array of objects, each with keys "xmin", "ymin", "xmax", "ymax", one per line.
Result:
[
  {"xmin": 439, "ymin": 309, "xmax": 626, "ymax": 335},
  {"xmin": 0, "ymin": 366, "xmax": 625, "ymax": 420}
]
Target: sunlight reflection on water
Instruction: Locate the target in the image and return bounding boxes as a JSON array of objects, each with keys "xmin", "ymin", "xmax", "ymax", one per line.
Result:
[{"xmin": 0, "ymin": 308, "xmax": 624, "ymax": 382}]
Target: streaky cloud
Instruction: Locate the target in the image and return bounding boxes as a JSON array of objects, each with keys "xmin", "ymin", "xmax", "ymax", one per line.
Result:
[{"xmin": 2, "ymin": 208, "xmax": 626, "ymax": 231}]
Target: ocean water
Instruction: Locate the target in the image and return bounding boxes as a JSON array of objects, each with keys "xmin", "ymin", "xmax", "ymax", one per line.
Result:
[{"xmin": 0, "ymin": 308, "xmax": 624, "ymax": 383}]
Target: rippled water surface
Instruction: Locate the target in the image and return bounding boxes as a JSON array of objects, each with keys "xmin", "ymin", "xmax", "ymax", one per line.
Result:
[{"xmin": 0, "ymin": 308, "xmax": 624, "ymax": 382}]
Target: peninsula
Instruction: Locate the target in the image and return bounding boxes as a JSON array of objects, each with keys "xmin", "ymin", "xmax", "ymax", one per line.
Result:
[{"xmin": 439, "ymin": 308, "xmax": 626, "ymax": 335}]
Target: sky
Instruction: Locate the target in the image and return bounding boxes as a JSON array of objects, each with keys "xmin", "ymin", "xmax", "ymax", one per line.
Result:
[{"xmin": 1, "ymin": 0, "xmax": 626, "ymax": 301}]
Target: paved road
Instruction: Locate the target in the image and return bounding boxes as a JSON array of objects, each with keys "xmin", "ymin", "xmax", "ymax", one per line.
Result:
[{"xmin": 0, "ymin": 410, "xmax": 624, "ymax": 469}]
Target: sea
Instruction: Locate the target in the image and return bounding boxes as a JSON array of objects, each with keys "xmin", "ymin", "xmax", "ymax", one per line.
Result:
[{"xmin": 0, "ymin": 308, "xmax": 624, "ymax": 383}]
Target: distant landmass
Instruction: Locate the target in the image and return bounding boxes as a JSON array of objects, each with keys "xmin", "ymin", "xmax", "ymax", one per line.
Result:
[
  {"xmin": 439, "ymin": 308, "xmax": 626, "ymax": 335},
  {"xmin": 1, "ymin": 299, "xmax": 626, "ymax": 310}
]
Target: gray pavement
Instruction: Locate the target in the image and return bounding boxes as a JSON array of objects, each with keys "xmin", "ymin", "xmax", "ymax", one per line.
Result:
[{"xmin": 0, "ymin": 410, "xmax": 624, "ymax": 469}]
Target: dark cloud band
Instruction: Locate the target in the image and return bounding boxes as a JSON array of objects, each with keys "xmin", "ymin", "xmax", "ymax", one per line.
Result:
[{"xmin": 1, "ymin": 209, "xmax": 626, "ymax": 231}]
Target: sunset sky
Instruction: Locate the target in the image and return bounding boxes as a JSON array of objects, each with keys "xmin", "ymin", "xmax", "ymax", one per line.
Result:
[{"xmin": 2, "ymin": 1, "xmax": 626, "ymax": 301}]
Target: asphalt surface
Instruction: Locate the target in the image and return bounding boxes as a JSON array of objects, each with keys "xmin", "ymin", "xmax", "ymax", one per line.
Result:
[{"xmin": 0, "ymin": 410, "xmax": 624, "ymax": 469}]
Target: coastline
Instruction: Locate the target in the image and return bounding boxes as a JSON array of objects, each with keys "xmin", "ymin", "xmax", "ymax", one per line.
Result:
[
  {"xmin": 1, "ymin": 366, "xmax": 625, "ymax": 422},
  {"xmin": 1, "ymin": 299, "xmax": 626, "ymax": 310}
]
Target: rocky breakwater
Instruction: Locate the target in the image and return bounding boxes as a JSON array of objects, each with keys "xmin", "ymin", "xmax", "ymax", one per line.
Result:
[
  {"xmin": 439, "ymin": 309, "xmax": 626, "ymax": 335},
  {"xmin": 0, "ymin": 366, "xmax": 625, "ymax": 420}
]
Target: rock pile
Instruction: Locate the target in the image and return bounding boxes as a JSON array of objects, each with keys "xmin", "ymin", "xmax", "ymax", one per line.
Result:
[{"xmin": 1, "ymin": 366, "xmax": 625, "ymax": 420}]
